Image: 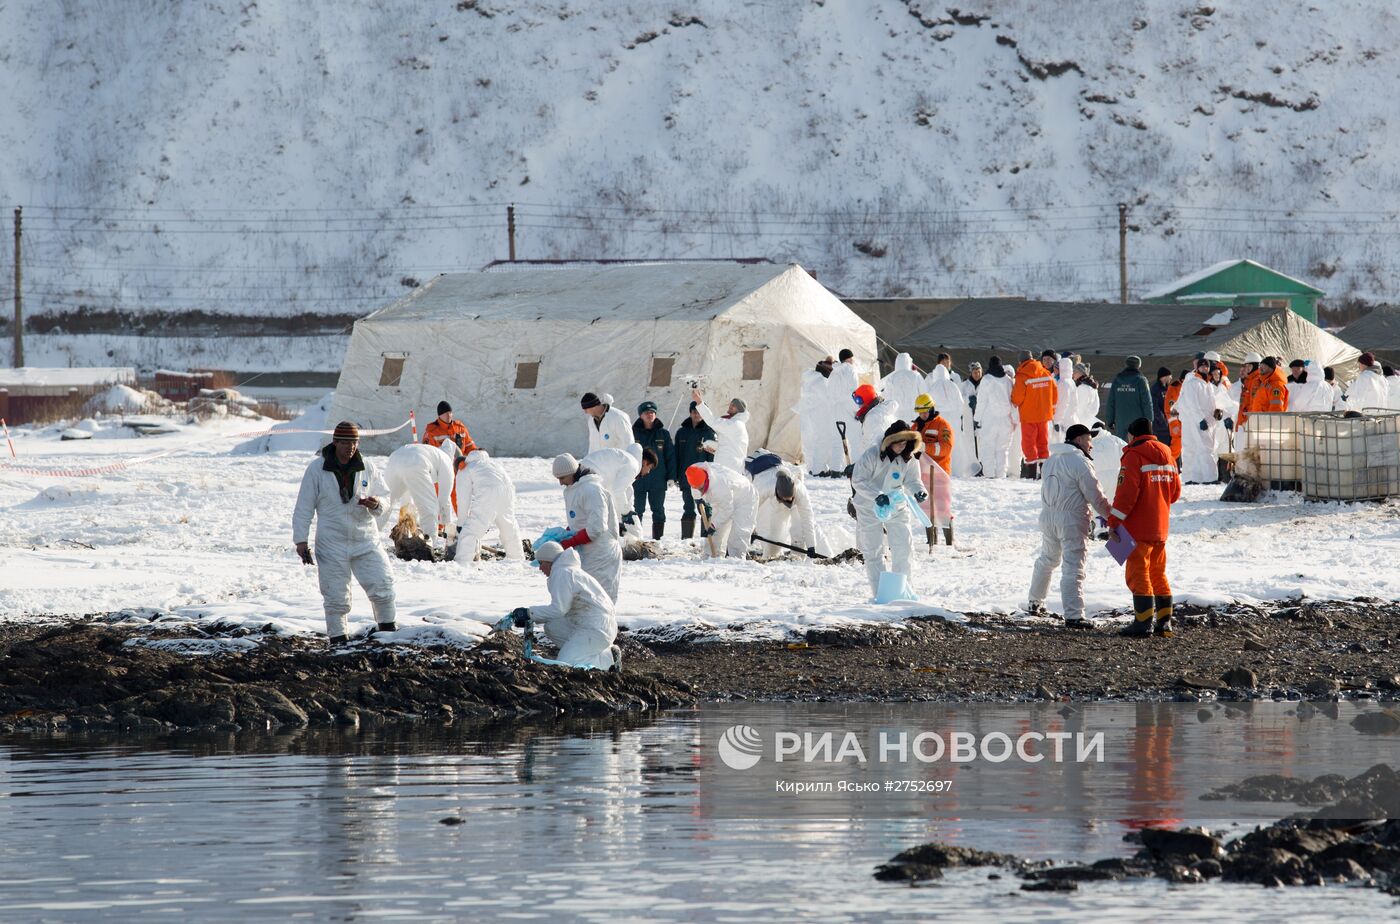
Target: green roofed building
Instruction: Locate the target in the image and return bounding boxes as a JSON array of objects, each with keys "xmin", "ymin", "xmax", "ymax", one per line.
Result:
[{"xmin": 1141, "ymin": 259, "xmax": 1324, "ymax": 325}]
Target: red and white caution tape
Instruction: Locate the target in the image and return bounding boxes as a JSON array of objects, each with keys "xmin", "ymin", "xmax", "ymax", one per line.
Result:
[
  {"xmin": 409, "ymin": 410, "xmax": 418, "ymax": 444},
  {"xmin": 1, "ymin": 419, "xmax": 14, "ymax": 459}
]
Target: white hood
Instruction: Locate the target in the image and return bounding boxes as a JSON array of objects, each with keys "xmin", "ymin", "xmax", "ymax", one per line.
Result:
[{"xmin": 895, "ymin": 353, "xmax": 914, "ymax": 372}]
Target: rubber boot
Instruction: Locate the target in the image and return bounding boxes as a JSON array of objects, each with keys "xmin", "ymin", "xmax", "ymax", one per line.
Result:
[
  {"xmin": 1216, "ymin": 459, "xmax": 1230, "ymax": 484},
  {"xmin": 1153, "ymin": 595, "xmax": 1174, "ymax": 637},
  {"xmin": 1119, "ymin": 595, "xmax": 1155, "ymax": 637},
  {"xmin": 376, "ymin": 622, "xmax": 398, "ymax": 633},
  {"xmin": 652, "ymin": 520, "xmax": 665, "ymax": 541},
  {"xmin": 942, "ymin": 526, "xmax": 955, "ymax": 547},
  {"xmin": 681, "ymin": 516, "xmax": 696, "ymax": 539},
  {"xmin": 1020, "ymin": 461, "xmax": 1035, "ymax": 480},
  {"xmin": 925, "ymin": 526, "xmax": 936, "ymax": 549},
  {"xmin": 327, "ymin": 634, "xmax": 348, "ymax": 648}
]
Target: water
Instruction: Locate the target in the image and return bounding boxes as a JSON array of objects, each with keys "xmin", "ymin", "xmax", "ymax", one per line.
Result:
[{"xmin": 0, "ymin": 703, "xmax": 1396, "ymax": 922}]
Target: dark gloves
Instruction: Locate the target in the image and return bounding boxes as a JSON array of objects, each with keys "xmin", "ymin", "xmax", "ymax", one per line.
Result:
[
  {"xmin": 1198, "ymin": 420, "xmax": 1209, "ymax": 431},
  {"xmin": 806, "ymin": 547, "xmax": 819, "ymax": 559},
  {"xmin": 973, "ymin": 420, "xmax": 982, "ymax": 430},
  {"xmin": 842, "ymin": 463, "xmax": 854, "ymax": 477},
  {"xmin": 296, "ymin": 543, "xmax": 314, "ymax": 565},
  {"xmin": 1224, "ymin": 417, "xmax": 1235, "ymax": 431},
  {"xmin": 875, "ymin": 493, "xmax": 890, "ymax": 507},
  {"xmin": 914, "ymin": 490, "xmax": 928, "ymax": 503},
  {"xmin": 510, "ymin": 607, "xmax": 531, "ymax": 628}
]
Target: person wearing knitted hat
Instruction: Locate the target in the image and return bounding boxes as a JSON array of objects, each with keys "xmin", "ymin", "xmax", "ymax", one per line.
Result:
[
  {"xmin": 690, "ymin": 388, "xmax": 750, "ymax": 475},
  {"xmin": 1026, "ymin": 422, "xmax": 1111, "ymax": 628},
  {"xmin": 505, "ymin": 540, "xmax": 619, "ymax": 670},
  {"xmin": 910, "ymin": 394, "xmax": 955, "ymax": 548},
  {"xmin": 1150, "ymin": 367, "xmax": 1174, "ymax": 445},
  {"xmin": 581, "ymin": 391, "xmax": 635, "ymax": 455},
  {"xmin": 1345, "ymin": 352, "xmax": 1390, "ymax": 413},
  {"xmin": 551, "ymin": 452, "xmax": 623, "ymax": 602},
  {"xmin": 422, "ymin": 400, "xmax": 476, "ymax": 511},
  {"xmin": 1111, "ymin": 417, "xmax": 1182, "ymax": 638},
  {"xmin": 1104, "ymin": 355, "xmax": 1154, "ymax": 442},
  {"xmin": 292, "ymin": 421, "xmax": 397, "ymax": 645}
]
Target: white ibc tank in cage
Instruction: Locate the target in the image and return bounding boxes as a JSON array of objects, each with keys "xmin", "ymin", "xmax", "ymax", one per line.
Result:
[
  {"xmin": 1302, "ymin": 411, "xmax": 1400, "ymax": 501},
  {"xmin": 1244, "ymin": 412, "xmax": 1302, "ymax": 488}
]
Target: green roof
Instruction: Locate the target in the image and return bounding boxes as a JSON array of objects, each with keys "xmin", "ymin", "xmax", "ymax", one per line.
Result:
[{"xmin": 1141, "ymin": 259, "xmax": 1323, "ymax": 300}]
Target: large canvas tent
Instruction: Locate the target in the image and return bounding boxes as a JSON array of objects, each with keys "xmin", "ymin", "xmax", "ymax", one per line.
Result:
[
  {"xmin": 1340, "ymin": 305, "xmax": 1400, "ymax": 368},
  {"xmin": 331, "ymin": 263, "xmax": 876, "ymax": 458},
  {"xmin": 895, "ymin": 299, "xmax": 1362, "ymax": 383}
]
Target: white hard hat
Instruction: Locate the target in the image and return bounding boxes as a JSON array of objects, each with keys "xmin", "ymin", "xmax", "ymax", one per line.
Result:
[
  {"xmin": 534, "ymin": 541, "xmax": 564, "ymax": 563},
  {"xmin": 551, "ymin": 453, "xmax": 578, "ymax": 478},
  {"xmin": 1203, "ymin": 351, "xmax": 1222, "ymax": 362},
  {"xmin": 1243, "ymin": 352, "xmax": 1263, "ymax": 364}
]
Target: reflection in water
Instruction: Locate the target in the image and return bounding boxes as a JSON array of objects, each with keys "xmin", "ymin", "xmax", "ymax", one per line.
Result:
[{"xmin": 0, "ymin": 703, "xmax": 1395, "ymax": 922}]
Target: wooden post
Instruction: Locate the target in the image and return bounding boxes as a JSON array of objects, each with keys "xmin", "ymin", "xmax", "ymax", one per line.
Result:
[
  {"xmin": 12, "ymin": 206, "xmax": 21, "ymax": 367},
  {"xmin": 507, "ymin": 203, "xmax": 516, "ymax": 262},
  {"xmin": 1117, "ymin": 203, "xmax": 1128, "ymax": 305}
]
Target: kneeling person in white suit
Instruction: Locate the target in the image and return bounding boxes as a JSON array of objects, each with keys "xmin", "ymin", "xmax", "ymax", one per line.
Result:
[
  {"xmin": 453, "ymin": 449, "xmax": 524, "ymax": 562},
  {"xmin": 1027, "ymin": 424, "xmax": 1112, "ymax": 627},
  {"xmin": 292, "ymin": 421, "xmax": 397, "ymax": 645},
  {"xmin": 509, "ymin": 541, "xmax": 619, "ymax": 670},
  {"xmin": 685, "ymin": 462, "xmax": 758, "ymax": 559},
  {"xmin": 752, "ymin": 463, "xmax": 817, "ymax": 560},
  {"xmin": 384, "ymin": 442, "xmax": 457, "ymax": 547}
]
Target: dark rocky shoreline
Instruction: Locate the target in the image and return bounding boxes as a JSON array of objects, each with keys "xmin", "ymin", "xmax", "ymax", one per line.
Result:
[{"xmin": 2, "ymin": 596, "xmax": 1398, "ymax": 734}]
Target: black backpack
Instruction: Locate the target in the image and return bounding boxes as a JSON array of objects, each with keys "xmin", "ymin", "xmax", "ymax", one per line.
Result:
[{"xmin": 743, "ymin": 451, "xmax": 783, "ymax": 477}]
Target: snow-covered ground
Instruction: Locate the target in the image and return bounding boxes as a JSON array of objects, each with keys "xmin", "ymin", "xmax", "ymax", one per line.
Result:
[{"xmin": 3, "ymin": 417, "xmax": 1400, "ymax": 650}]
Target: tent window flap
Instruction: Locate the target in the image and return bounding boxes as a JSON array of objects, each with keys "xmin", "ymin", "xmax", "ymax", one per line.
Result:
[
  {"xmin": 378, "ymin": 355, "xmax": 406, "ymax": 387},
  {"xmin": 514, "ymin": 361, "xmax": 540, "ymax": 389},
  {"xmin": 742, "ymin": 349, "xmax": 765, "ymax": 381},
  {"xmin": 649, "ymin": 356, "xmax": 675, "ymax": 388}
]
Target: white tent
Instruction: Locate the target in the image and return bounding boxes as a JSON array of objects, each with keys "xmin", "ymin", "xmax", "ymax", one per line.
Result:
[{"xmin": 330, "ymin": 263, "xmax": 877, "ymax": 458}]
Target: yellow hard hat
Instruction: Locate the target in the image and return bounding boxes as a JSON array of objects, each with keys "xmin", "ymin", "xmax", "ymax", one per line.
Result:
[{"xmin": 915, "ymin": 393, "xmax": 935, "ymax": 412}]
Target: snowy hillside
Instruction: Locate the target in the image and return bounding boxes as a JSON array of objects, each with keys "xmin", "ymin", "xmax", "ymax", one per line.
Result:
[{"xmin": 4, "ymin": 0, "xmax": 1400, "ymax": 321}]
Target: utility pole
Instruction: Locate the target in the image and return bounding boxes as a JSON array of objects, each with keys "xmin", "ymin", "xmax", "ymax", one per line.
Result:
[
  {"xmin": 1117, "ymin": 202, "xmax": 1128, "ymax": 305},
  {"xmin": 11, "ymin": 206, "xmax": 21, "ymax": 367},
  {"xmin": 507, "ymin": 203, "xmax": 516, "ymax": 262}
]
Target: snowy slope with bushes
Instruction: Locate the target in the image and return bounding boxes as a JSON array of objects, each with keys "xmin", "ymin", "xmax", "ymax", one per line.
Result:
[{"xmin": 2, "ymin": 0, "xmax": 1398, "ymax": 320}]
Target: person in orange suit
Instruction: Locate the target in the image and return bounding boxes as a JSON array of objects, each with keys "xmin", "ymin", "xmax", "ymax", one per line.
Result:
[
  {"xmin": 911, "ymin": 393, "xmax": 955, "ymax": 547},
  {"xmin": 1249, "ymin": 357, "xmax": 1289, "ymax": 415},
  {"xmin": 1010, "ymin": 350, "xmax": 1058, "ymax": 478},
  {"xmin": 1164, "ymin": 373, "xmax": 1184, "ymax": 465},
  {"xmin": 422, "ymin": 401, "xmax": 476, "ymax": 512},
  {"xmin": 1232, "ymin": 353, "xmax": 1264, "ymax": 431},
  {"xmin": 1109, "ymin": 417, "xmax": 1182, "ymax": 638}
]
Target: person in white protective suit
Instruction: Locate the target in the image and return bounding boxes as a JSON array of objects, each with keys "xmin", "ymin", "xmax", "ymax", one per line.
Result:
[
  {"xmin": 292, "ymin": 421, "xmax": 396, "ymax": 645},
  {"xmin": 881, "ymin": 353, "xmax": 925, "ymax": 424},
  {"xmin": 581, "ymin": 391, "xmax": 634, "ymax": 455},
  {"xmin": 923, "ymin": 364, "xmax": 972, "ymax": 478},
  {"xmin": 959, "ymin": 362, "xmax": 984, "ymax": 476},
  {"xmin": 692, "ymin": 389, "xmax": 750, "ymax": 474},
  {"xmin": 1051, "ymin": 353, "xmax": 1078, "ymax": 437},
  {"xmin": 581, "ymin": 443, "xmax": 649, "ymax": 535},
  {"xmin": 1345, "ymin": 353, "xmax": 1390, "ymax": 413},
  {"xmin": 798, "ymin": 356, "xmax": 845, "ymax": 476},
  {"xmin": 1089, "ymin": 422, "xmax": 1126, "ymax": 500},
  {"xmin": 1073, "ymin": 363, "xmax": 1102, "ymax": 428},
  {"xmin": 750, "ymin": 463, "xmax": 817, "ymax": 560},
  {"xmin": 830, "ymin": 349, "xmax": 862, "ymax": 468},
  {"xmin": 685, "ymin": 461, "xmax": 758, "ymax": 559},
  {"xmin": 850, "ymin": 420, "xmax": 925, "ymax": 598},
  {"xmin": 551, "ymin": 453, "xmax": 623, "ymax": 602},
  {"xmin": 383, "ymin": 442, "xmax": 458, "ymax": 548},
  {"xmin": 452, "ymin": 449, "xmax": 524, "ymax": 563},
  {"xmin": 974, "ymin": 356, "xmax": 1018, "ymax": 478},
  {"xmin": 1026, "ymin": 424, "xmax": 1112, "ymax": 627},
  {"xmin": 1209, "ymin": 365, "xmax": 1240, "ymax": 478},
  {"xmin": 1287, "ymin": 359, "xmax": 1333, "ymax": 413},
  {"xmin": 507, "ymin": 541, "xmax": 619, "ymax": 670},
  {"xmin": 1323, "ymin": 367, "xmax": 1346, "ymax": 412},
  {"xmin": 852, "ymin": 383, "xmax": 900, "ymax": 458},
  {"xmin": 1173, "ymin": 357, "xmax": 1223, "ymax": 484}
]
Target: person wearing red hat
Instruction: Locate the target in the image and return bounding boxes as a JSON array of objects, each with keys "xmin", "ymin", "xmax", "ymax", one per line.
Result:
[
  {"xmin": 685, "ymin": 462, "xmax": 757, "ymax": 558},
  {"xmin": 292, "ymin": 421, "xmax": 397, "ymax": 645}
]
